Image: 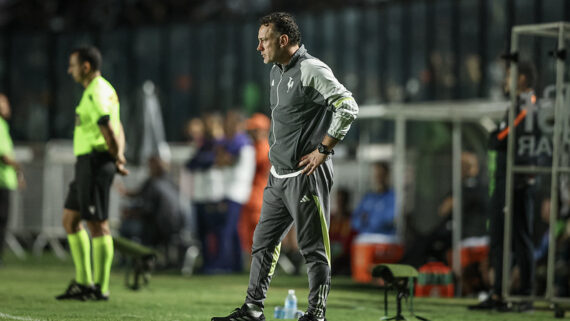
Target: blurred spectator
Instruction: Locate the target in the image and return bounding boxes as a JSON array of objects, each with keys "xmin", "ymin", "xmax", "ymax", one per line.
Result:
[
  {"xmin": 329, "ymin": 188, "xmax": 356, "ymax": 275},
  {"xmin": 238, "ymin": 113, "xmax": 271, "ymax": 255},
  {"xmin": 470, "ymin": 62, "xmax": 538, "ymax": 311},
  {"xmin": 210, "ymin": 109, "xmax": 255, "ymax": 273},
  {"xmin": 185, "ymin": 112, "xmax": 225, "ymax": 273},
  {"xmin": 179, "ymin": 117, "xmax": 207, "ymax": 199},
  {"xmin": 186, "ymin": 113, "xmax": 225, "ymax": 175},
  {"xmin": 351, "ymin": 162, "xmax": 396, "ymax": 235},
  {"xmin": 491, "ymin": 62, "xmax": 537, "ymax": 300},
  {"xmin": 185, "ymin": 117, "xmax": 206, "ymax": 150},
  {"xmin": 438, "ymin": 152, "xmax": 488, "ymax": 238},
  {"xmin": 400, "ymin": 152, "xmax": 488, "ymax": 269},
  {"xmin": 119, "ymin": 156, "xmax": 183, "ymax": 259},
  {"xmin": 0, "ymin": 93, "xmax": 25, "ymax": 266}
]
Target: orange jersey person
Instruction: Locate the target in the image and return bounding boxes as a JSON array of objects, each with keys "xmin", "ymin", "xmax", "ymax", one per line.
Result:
[{"xmin": 239, "ymin": 113, "xmax": 271, "ymax": 252}]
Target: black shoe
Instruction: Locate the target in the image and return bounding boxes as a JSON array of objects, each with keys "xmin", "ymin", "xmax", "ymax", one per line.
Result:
[
  {"xmin": 55, "ymin": 280, "xmax": 91, "ymax": 301},
  {"xmin": 299, "ymin": 313, "xmax": 327, "ymax": 321},
  {"xmin": 467, "ymin": 296, "xmax": 504, "ymax": 310},
  {"xmin": 211, "ymin": 304, "xmax": 265, "ymax": 321},
  {"xmin": 89, "ymin": 284, "xmax": 109, "ymax": 301},
  {"xmin": 514, "ymin": 301, "xmax": 533, "ymax": 313}
]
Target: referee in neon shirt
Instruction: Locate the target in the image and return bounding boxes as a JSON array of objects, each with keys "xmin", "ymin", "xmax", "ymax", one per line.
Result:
[
  {"xmin": 0, "ymin": 93, "xmax": 25, "ymax": 267},
  {"xmin": 56, "ymin": 46, "xmax": 127, "ymax": 301}
]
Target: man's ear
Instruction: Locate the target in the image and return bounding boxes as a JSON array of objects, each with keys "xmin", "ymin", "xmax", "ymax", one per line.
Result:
[
  {"xmin": 279, "ymin": 34, "xmax": 289, "ymax": 48},
  {"xmin": 82, "ymin": 61, "xmax": 92, "ymax": 74}
]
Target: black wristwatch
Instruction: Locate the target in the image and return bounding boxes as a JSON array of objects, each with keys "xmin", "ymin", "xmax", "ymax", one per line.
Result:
[{"xmin": 317, "ymin": 143, "xmax": 334, "ymax": 155}]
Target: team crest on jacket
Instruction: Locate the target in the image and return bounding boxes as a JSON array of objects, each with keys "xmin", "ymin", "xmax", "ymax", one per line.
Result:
[{"xmin": 287, "ymin": 77, "xmax": 294, "ymax": 92}]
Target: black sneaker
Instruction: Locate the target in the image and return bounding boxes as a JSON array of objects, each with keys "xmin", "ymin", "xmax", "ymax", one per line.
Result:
[
  {"xmin": 299, "ymin": 313, "xmax": 327, "ymax": 321},
  {"xmin": 211, "ymin": 304, "xmax": 265, "ymax": 321},
  {"xmin": 55, "ymin": 280, "xmax": 91, "ymax": 301},
  {"xmin": 89, "ymin": 284, "xmax": 109, "ymax": 301}
]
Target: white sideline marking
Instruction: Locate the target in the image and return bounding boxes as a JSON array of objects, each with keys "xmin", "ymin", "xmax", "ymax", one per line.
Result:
[{"xmin": 0, "ymin": 312, "xmax": 44, "ymax": 321}]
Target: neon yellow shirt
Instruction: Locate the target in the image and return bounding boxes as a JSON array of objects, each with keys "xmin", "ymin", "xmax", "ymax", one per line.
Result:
[
  {"xmin": 73, "ymin": 76, "xmax": 120, "ymax": 156},
  {"xmin": 0, "ymin": 117, "xmax": 17, "ymax": 190}
]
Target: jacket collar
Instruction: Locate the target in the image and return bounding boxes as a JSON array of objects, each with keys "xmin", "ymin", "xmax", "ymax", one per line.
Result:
[{"xmin": 276, "ymin": 44, "xmax": 306, "ymax": 72}]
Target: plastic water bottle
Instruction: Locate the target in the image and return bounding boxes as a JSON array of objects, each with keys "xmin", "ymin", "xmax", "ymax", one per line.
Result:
[
  {"xmin": 274, "ymin": 306, "xmax": 285, "ymax": 319},
  {"xmin": 284, "ymin": 289, "xmax": 297, "ymax": 319}
]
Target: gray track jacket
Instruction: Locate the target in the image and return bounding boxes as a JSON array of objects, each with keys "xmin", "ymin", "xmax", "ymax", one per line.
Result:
[{"xmin": 268, "ymin": 45, "xmax": 359, "ymax": 175}]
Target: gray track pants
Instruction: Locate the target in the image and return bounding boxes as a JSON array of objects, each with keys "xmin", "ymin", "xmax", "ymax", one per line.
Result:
[{"xmin": 245, "ymin": 159, "xmax": 333, "ymax": 319}]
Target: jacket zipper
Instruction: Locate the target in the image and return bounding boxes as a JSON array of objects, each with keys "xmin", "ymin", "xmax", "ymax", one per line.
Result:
[{"xmin": 269, "ymin": 70, "xmax": 284, "ymax": 161}]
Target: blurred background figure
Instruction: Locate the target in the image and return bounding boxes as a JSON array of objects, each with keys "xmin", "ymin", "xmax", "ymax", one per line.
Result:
[
  {"xmin": 401, "ymin": 152, "xmax": 488, "ymax": 265},
  {"xmin": 179, "ymin": 117, "xmax": 207, "ymax": 203},
  {"xmin": 469, "ymin": 61, "xmax": 538, "ymax": 311},
  {"xmin": 0, "ymin": 93, "xmax": 25, "ymax": 267},
  {"xmin": 329, "ymin": 188, "xmax": 356, "ymax": 276},
  {"xmin": 350, "ymin": 162, "xmax": 402, "ymax": 283},
  {"xmin": 239, "ymin": 113, "xmax": 271, "ymax": 261},
  {"xmin": 211, "ymin": 109, "xmax": 255, "ymax": 273},
  {"xmin": 119, "ymin": 155, "xmax": 184, "ymax": 267},
  {"xmin": 400, "ymin": 151, "xmax": 489, "ymax": 294},
  {"xmin": 185, "ymin": 117, "xmax": 206, "ymax": 153},
  {"xmin": 447, "ymin": 152, "xmax": 488, "ymax": 239},
  {"xmin": 351, "ymin": 162, "xmax": 396, "ymax": 236},
  {"xmin": 185, "ymin": 112, "xmax": 225, "ymax": 273}
]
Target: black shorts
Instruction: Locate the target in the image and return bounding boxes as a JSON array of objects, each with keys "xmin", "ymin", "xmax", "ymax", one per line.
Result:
[{"xmin": 64, "ymin": 151, "xmax": 116, "ymax": 221}]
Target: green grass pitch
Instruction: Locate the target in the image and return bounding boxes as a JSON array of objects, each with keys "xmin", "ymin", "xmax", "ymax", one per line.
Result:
[{"xmin": 0, "ymin": 253, "xmax": 564, "ymax": 320}]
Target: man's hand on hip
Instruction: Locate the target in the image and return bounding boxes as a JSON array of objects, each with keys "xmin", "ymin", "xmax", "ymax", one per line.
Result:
[{"xmin": 298, "ymin": 149, "xmax": 327, "ymax": 176}]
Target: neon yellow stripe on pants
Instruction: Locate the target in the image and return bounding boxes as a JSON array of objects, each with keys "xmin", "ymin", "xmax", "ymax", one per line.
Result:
[
  {"xmin": 268, "ymin": 243, "xmax": 281, "ymax": 277},
  {"xmin": 313, "ymin": 195, "xmax": 331, "ymax": 267}
]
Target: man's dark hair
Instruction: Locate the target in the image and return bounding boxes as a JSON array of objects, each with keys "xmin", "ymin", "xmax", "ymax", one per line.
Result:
[
  {"xmin": 518, "ymin": 61, "xmax": 537, "ymax": 89},
  {"xmin": 71, "ymin": 46, "xmax": 102, "ymax": 71},
  {"xmin": 259, "ymin": 12, "xmax": 301, "ymax": 45}
]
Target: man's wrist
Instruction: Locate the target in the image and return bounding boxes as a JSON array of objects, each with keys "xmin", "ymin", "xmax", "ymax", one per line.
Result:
[
  {"xmin": 317, "ymin": 143, "xmax": 334, "ymax": 155},
  {"xmin": 116, "ymin": 154, "xmax": 126, "ymax": 163}
]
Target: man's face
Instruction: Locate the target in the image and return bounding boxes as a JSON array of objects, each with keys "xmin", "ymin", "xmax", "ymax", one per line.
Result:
[
  {"xmin": 373, "ymin": 165, "xmax": 388, "ymax": 193},
  {"xmin": 503, "ymin": 68, "xmax": 527, "ymax": 94},
  {"xmin": 67, "ymin": 53, "xmax": 86, "ymax": 83},
  {"xmin": 186, "ymin": 118, "xmax": 205, "ymax": 142},
  {"xmin": 224, "ymin": 111, "xmax": 242, "ymax": 136},
  {"xmin": 257, "ymin": 24, "xmax": 281, "ymax": 64}
]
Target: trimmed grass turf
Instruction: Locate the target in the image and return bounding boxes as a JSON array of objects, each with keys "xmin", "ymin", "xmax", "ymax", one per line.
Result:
[{"xmin": 0, "ymin": 253, "xmax": 563, "ymax": 320}]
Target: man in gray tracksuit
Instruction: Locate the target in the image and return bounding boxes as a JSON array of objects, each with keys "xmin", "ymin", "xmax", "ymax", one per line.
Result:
[{"xmin": 212, "ymin": 12, "xmax": 358, "ymax": 321}]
